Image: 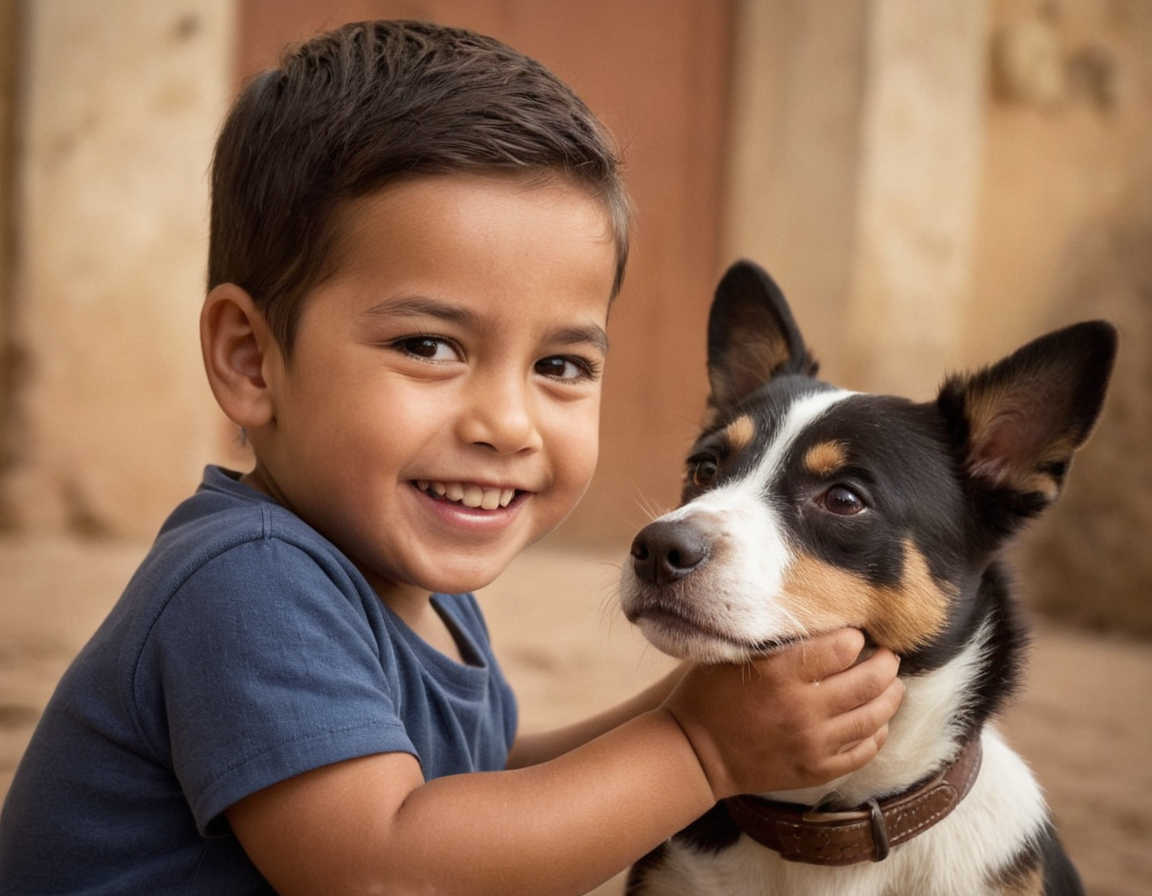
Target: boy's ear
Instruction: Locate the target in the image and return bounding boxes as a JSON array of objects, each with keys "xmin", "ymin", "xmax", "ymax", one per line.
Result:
[{"xmin": 200, "ymin": 283, "xmax": 279, "ymax": 429}]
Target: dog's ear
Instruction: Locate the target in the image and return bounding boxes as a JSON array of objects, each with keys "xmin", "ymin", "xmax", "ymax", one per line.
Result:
[
  {"xmin": 707, "ymin": 260, "xmax": 818, "ymax": 411},
  {"xmin": 937, "ymin": 321, "xmax": 1117, "ymax": 523}
]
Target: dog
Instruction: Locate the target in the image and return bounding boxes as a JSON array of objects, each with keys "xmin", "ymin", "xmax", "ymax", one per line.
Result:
[{"xmin": 620, "ymin": 260, "xmax": 1116, "ymax": 896}]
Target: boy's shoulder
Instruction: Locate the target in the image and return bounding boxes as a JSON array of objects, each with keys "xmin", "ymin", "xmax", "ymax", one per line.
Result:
[
  {"xmin": 162, "ymin": 465, "xmax": 308, "ymax": 541},
  {"xmin": 154, "ymin": 466, "xmax": 346, "ymax": 571},
  {"xmin": 118, "ymin": 466, "xmax": 373, "ymax": 638}
]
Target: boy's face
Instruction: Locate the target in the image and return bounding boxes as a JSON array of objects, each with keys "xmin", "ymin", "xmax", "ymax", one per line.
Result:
[{"xmin": 248, "ymin": 174, "xmax": 616, "ymax": 604}]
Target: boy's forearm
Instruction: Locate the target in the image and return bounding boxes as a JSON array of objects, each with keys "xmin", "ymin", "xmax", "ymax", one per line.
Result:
[
  {"xmin": 230, "ymin": 708, "xmax": 713, "ymax": 896},
  {"xmin": 505, "ymin": 662, "xmax": 687, "ymax": 769},
  {"xmin": 397, "ymin": 709, "xmax": 711, "ymax": 895}
]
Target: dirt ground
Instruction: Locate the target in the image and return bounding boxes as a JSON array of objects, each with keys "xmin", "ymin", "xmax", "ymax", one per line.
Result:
[{"xmin": 1, "ymin": 536, "xmax": 1150, "ymax": 895}]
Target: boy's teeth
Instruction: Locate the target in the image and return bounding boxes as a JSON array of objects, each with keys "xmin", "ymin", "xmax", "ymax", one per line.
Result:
[{"xmin": 420, "ymin": 481, "xmax": 516, "ymax": 509}]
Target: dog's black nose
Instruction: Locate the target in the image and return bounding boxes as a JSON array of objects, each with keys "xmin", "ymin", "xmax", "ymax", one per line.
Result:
[{"xmin": 630, "ymin": 520, "xmax": 710, "ymax": 585}]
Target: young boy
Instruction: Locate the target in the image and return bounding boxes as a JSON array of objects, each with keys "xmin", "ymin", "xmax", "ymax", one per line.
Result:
[{"xmin": 0, "ymin": 21, "xmax": 902, "ymax": 895}]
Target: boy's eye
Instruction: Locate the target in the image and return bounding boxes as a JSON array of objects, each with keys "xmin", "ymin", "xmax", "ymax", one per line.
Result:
[
  {"xmin": 535, "ymin": 356, "xmax": 595, "ymax": 381},
  {"xmin": 393, "ymin": 336, "xmax": 460, "ymax": 362}
]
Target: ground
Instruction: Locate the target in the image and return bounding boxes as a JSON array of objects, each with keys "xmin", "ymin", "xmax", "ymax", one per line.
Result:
[{"xmin": 1, "ymin": 536, "xmax": 1149, "ymax": 895}]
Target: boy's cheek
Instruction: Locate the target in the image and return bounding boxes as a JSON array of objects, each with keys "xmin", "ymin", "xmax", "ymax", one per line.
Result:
[
  {"xmin": 541, "ymin": 410, "xmax": 599, "ymax": 503},
  {"xmin": 570, "ymin": 407, "xmax": 601, "ymax": 480}
]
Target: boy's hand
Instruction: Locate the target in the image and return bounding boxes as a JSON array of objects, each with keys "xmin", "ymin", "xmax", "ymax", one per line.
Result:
[{"xmin": 661, "ymin": 628, "xmax": 903, "ymax": 800}]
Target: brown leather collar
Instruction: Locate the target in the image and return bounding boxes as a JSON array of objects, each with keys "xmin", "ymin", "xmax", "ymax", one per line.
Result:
[{"xmin": 723, "ymin": 737, "xmax": 983, "ymax": 866}]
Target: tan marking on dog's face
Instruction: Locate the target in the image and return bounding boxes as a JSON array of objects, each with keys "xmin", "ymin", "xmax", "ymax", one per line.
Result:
[
  {"xmin": 803, "ymin": 440, "xmax": 848, "ymax": 477},
  {"xmin": 781, "ymin": 539, "xmax": 953, "ymax": 653},
  {"xmin": 723, "ymin": 415, "xmax": 756, "ymax": 453}
]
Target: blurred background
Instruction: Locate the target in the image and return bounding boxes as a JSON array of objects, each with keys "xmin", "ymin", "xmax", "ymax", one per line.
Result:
[{"xmin": 0, "ymin": 2, "xmax": 1149, "ymax": 894}]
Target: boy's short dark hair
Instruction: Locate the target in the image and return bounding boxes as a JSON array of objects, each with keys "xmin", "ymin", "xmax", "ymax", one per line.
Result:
[{"xmin": 209, "ymin": 20, "xmax": 632, "ymax": 357}]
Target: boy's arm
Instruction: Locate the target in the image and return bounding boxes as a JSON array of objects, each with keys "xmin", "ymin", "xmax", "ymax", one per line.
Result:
[
  {"xmin": 505, "ymin": 661, "xmax": 688, "ymax": 769},
  {"xmin": 228, "ymin": 629, "xmax": 901, "ymax": 896}
]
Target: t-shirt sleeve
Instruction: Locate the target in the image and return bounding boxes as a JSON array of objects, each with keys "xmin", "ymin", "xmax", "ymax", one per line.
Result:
[{"xmin": 132, "ymin": 535, "xmax": 414, "ymax": 836}]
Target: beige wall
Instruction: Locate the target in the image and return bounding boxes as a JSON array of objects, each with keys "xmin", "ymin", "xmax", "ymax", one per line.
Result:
[
  {"xmin": 0, "ymin": 0, "xmax": 16, "ymax": 503},
  {"xmin": 979, "ymin": 0, "xmax": 1152, "ymax": 634},
  {"xmin": 723, "ymin": 0, "xmax": 1152, "ymax": 634},
  {"xmin": 725, "ymin": 0, "xmax": 988, "ymax": 398},
  {"xmin": 0, "ymin": 0, "xmax": 239, "ymax": 537}
]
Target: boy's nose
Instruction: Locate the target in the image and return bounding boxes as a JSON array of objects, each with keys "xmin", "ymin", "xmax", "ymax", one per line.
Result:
[{"xmin": 458, "ymin": 376, "xmax": 542, "ymax": 454}]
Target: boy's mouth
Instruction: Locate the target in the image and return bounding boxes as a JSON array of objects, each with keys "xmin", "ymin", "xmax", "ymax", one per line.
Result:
[{"xmin": 414, "ymin": 480, "xmax": 519, "ymax": 510}]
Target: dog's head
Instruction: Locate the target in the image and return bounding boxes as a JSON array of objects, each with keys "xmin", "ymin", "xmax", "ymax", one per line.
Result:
[{"xmin": 620, "ymin": 260, "xmax": 1117, "ymax": 667}]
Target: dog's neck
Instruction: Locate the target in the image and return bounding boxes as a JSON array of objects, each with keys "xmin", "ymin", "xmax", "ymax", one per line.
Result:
[{"xmin": 764, "ymin": 623, "xmax": 994, "ymax": 811}]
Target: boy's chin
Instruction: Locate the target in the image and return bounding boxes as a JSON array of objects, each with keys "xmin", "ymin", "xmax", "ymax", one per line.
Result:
[{"xmin": 408, "ymin": 555, "xmax": 517, "ymax": 597}]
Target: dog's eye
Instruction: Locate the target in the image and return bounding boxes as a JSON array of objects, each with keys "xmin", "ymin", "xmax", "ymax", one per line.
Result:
[
  {"xmin": 822, "ymin": 485, "xmax": 866, "ymax": 515},
  {"xmin": 687, "ymin": 455, "xmax": 719, "ymax": 488}
]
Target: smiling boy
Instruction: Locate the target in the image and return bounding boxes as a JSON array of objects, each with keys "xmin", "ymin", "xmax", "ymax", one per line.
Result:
[{"xmin": 0, "ymin": 21, "xmax": 902, "ymax": 896}]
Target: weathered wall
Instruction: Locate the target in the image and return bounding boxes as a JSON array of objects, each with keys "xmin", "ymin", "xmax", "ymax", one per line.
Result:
[
  {"xmin": 0, "ymin": 0, "xmax": 239, "ymax": 537},
  {"xmin": 724, "ymin": 0, "xmax": 1151, "ymax": 634},
  {"xmin": 724, "ymin": 0, "xmax": 989, "ymax": 398},
  {"xmin": 977, "ymin": 0, "xmax": 1152, "ymax": 635},
  {"xmin": 0, "ymin": 0, "xmax": 16, "ymax": 490}
]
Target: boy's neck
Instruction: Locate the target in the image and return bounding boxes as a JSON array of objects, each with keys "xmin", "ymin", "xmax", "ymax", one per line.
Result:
[{"xmin": 383, "ymin": 588, "xmax": 470, "ymax": 666}]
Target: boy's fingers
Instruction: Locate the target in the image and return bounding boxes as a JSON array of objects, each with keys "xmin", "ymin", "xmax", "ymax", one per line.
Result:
[
  {"xmin": 827, "ymin": 677, "xmax": 904, "ymax": 753},
  {"xmin": 761, "ymin": 628, "xmax": 865, "ymax": 682},
  {"xmin": 825, "ymin": 723, "xmax": 889, "ymax": 777},
  {"xmin": 819, "ymin": 646, "xmax": 902, "ymax": 713}
]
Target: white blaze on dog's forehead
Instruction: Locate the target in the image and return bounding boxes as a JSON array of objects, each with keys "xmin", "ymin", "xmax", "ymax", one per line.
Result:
[{"xmin": 749, "ymin": 389, "xmax": 856, "ymax": 491}]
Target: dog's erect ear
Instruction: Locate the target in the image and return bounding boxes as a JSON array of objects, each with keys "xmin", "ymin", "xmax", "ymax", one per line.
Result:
[
  {"xmin": 707, "ymin": 260, "xmax": 818, "ymax": 411},
  {"xmin": 937, "ymin": 321, "xmax": 1117, "ymax": 519}
]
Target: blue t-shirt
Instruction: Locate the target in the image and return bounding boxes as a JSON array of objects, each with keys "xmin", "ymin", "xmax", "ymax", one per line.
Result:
[{"xmin": 0, "ymin": 466, "xmax": 518, "ymax": 894}]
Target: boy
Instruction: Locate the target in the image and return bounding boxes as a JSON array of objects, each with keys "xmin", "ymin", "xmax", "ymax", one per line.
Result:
[{"xmin": 0, "ymin": 21, "xmax": 902, "ymax": 895}]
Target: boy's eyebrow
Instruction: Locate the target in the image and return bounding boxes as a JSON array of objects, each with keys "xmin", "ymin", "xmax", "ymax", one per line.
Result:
[
  {"xmin": 363, "ymin": 296, "xmax": 477, "ymax": 328},
  {"xmin": 362, "ymin": 296, "xmax": 610, "ymax": 354},
  {"xmin": 550, "ymin": 323, "xmax": 610, "ymax": 355}
]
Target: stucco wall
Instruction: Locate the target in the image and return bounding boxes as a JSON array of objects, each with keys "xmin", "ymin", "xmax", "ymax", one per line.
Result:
[
  {"xmin": 0, "ymin": 0, "xmax": 239, "ymax": 536},
  {"xmin": 723, "ymin": 0, "xmax": 1151, "ymax": 633},
  {"xmin": 978, "ymin": 0, "xmax": 1152, "ymax": 634}
]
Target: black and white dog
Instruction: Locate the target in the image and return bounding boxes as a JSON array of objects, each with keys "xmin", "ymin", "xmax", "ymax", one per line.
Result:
[{"xmin": 621, "ymin": 261, "xmax": 1115, "ymax": 896}]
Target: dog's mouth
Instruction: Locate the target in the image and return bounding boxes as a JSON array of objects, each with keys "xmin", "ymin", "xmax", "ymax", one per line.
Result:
[{"xmin": 627, "ymin": 603, "xmax": 795, "ymax": 660}]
